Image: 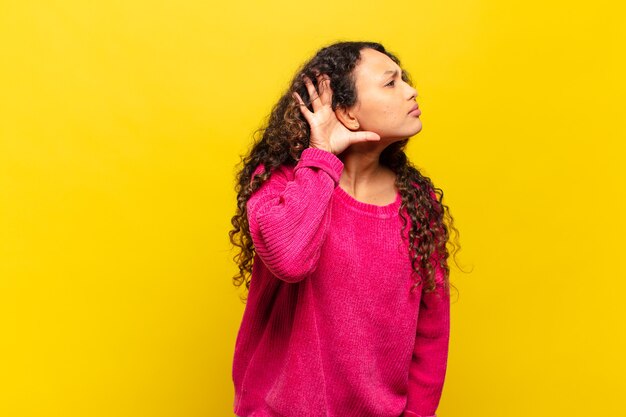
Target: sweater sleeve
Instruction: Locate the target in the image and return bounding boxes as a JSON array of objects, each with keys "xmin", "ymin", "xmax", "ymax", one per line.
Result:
[
  {"xmin": 246, "ymin": 147, "xmax": 344, "ymax": 283},
  {"xmin": 403, "ymin": 255, "xmax": 451, "ymax": 417}
]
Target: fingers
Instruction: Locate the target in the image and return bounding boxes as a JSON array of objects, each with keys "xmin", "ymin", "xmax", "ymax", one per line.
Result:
[
  {"xmin": 293, "ymin": 92, "xmax": 313, "ymax": 124},
  {"xmin": 293, "ymin": 73, "xmax": 332, "ymax": 124},
  {"xmin": 316, "ymin": 74, "xmax": 332, "ymax": 106},
  {"xmin": 299, "ymin": 73, "xmax": 332, "ymax": 110},
  {"xmin": 302, "ymin": 75, "xmax": 322, "ymax": 112}
]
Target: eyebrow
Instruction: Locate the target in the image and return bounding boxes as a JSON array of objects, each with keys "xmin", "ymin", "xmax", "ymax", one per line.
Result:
[{"xmin": 382, "ymin": 69, "xmax": 399, "ymax": 79}]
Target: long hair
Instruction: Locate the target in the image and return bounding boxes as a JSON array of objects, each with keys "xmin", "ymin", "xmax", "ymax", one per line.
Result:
[{"xmin": 229, "ymin": 41, "xmax": 462, "ymax": 301}]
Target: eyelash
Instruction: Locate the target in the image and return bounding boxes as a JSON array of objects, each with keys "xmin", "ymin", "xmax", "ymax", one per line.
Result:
[{"xmin": 386, "ymin": 80, "xmax": 395, "ymax": 87}]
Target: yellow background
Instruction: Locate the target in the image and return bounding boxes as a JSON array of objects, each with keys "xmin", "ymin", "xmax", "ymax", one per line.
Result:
[{"xmin": 1, "ymin": 1, "xmax": 624, "ymax": 416}]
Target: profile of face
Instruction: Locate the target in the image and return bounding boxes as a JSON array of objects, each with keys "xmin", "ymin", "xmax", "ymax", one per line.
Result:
[{"xmin": 337, "ymin": 48, "xmax": 421, "ymax": 142}]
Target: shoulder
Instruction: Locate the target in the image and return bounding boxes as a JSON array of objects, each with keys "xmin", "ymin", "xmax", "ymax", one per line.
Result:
[
  {"xmin": 247, "ymin": 163, "xmax": 297, "ymax": 211},
  {"xmin": 251, "ymin": 162, "xmax": 295, "ymax": 185}
]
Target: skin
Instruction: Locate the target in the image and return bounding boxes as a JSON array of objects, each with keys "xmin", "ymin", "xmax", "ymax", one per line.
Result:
[{"xmin": 294, "ymin": 48, "xmax": 421, "ymax": 206}]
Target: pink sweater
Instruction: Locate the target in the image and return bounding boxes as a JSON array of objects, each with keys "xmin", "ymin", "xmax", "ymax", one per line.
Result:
[{"xmin": 232, "ymin": 147, "xmax": 450, "ymax": 417}]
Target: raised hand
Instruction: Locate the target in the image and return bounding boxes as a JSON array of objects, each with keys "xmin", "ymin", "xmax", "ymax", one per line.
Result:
[{"xmin": 293, "ymin": 73, "xmax": 381, "ymax": 155}]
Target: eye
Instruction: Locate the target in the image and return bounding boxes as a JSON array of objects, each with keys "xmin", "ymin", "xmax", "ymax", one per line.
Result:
[{"xmin": 385, "ymin": 80, "xmax": 395, "ymax": 87}]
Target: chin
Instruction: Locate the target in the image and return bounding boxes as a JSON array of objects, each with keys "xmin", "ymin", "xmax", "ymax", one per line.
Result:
[
  {"xmin": 407, "ymin": 127, "xmax": 422, "ymax": 138},
  {"xmin": 412, "ymin": 120, "xmax": 423, "ymax": 134},
  {"xmin": 400, "ymin": 122, "xmax": 423, "ymax": 138},
  {"xmin": 378, "ymin": 125, "xmax": 423, "ymax": 142},
  {"xmin": 401, "ymin": 125, "xmax": 423, "ymax": 139}
]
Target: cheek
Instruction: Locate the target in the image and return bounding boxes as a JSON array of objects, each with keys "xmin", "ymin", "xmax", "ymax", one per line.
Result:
[
  {"xmin": 379, "ymin": 104, "xmax": 404, "ymax": 129},
  {"xmin": 359, "ymin": 102, "xmax": 397, "ymax": 127},
  {"xmin": 359, "ymin": 109, "xmax": 402, "ymax": 137},
  {"xmin": 382, "ymin": 105, "xmax": 398, "ymax": 120}
]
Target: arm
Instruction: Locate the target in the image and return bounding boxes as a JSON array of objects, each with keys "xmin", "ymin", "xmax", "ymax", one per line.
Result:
[
  {"xmin": 403, "ymin": 258, "xmax": 451, "ymax": 417},
  {"xmin": 247, "ymin": 147, "xmax": 343, "ymax": 283}
]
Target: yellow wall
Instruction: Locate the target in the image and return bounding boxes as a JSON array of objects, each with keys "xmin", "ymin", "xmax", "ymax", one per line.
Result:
[{"xmin": 1, "ymin": 1, "xmax": 624, "ymax": 416}]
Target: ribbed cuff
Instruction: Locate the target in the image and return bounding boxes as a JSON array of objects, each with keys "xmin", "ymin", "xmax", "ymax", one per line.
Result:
[
  {"xmin": 402, "ymin": 412, "xmax": 436, "ymax": 417},
  {"xmin": 294, "ymin": 147, "xmax": 344, "ymax": 185}
]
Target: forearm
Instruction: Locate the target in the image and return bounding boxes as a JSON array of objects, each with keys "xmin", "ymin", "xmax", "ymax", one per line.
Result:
[
  {"xmin": 248, "ymin": 147, "xmax": 344, "ymax": 282},
  {"xmin": 404, "ymin": 269, "xmax": 450, "ymax": 416}
]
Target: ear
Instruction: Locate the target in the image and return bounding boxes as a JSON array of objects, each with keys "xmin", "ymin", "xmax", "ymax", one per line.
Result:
[{"xmin": 334, "ymin": 106, "xmax": 360, "ymax": 131}]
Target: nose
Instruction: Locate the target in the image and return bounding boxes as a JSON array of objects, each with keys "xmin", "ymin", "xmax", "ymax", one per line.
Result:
[{"xmin": 407, "ymin": 84, "xmax": 417, "ymax": 100}]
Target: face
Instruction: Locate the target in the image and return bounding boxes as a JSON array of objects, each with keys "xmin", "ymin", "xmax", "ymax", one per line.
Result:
[{"xmin": 346, "ymin": 48, "xmax": 421, "ymax": 141}]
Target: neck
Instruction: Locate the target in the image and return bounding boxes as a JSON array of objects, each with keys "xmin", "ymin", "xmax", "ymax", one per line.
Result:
[{"xmin": 337, "ymin": 141, "xmax": 390, "ymax": 195}]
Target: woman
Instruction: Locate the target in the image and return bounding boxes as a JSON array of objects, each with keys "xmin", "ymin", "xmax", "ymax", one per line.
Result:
[{"xmin": 229, "ymin": 41, "xmax": 461, "ymax": 417}]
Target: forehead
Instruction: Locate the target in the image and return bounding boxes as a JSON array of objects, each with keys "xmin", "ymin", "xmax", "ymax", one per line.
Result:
[{"xmin": 353, "ymin": 48, "xmax": 401, "ymax": 82}]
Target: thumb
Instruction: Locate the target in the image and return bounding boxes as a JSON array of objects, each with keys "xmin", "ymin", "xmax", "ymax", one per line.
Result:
[{"xmin": 349, "ymin": 131, "xmax": 381, "ymax": 144}]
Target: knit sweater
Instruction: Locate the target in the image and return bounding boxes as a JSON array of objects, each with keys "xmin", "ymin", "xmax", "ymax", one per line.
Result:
[{"xmin": 232, "ymin": 147, "xmax": 450, "ymax": 417}]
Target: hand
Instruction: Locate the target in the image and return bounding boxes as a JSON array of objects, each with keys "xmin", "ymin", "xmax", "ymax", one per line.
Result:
[{"xmin": 293, "ymin": 73, "xmax": 381, "ymax": 155}]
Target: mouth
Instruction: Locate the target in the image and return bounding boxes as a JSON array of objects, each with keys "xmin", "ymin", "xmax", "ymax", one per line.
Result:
[{"xmin": 408, "ymin": 104, "xmax": 421, "ymax": 116}]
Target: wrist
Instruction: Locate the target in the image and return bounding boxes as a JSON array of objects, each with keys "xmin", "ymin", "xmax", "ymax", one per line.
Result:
[{"xmin": 309, "ymin": 145, "xmax": 334, "ymax": 154}]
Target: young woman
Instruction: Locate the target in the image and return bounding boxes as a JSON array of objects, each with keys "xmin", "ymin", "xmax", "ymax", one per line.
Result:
[{"xmin": 229, "ymin": 41, "xmax": 461, "ymax": 417}]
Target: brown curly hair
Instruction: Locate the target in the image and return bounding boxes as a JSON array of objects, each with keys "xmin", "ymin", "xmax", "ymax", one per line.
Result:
[{"xmin": 229, "ymin": 41, "xmax": 462, "ymax": 301}]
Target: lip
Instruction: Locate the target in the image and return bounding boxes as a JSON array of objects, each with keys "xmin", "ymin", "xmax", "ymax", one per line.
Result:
[{"xmin": 408, "ymin": 104, "xmax": 420, "ymax": 115}]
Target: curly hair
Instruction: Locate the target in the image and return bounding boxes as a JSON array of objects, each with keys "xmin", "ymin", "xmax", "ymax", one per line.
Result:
[{"xmin": 229, "ymin": 41, "xmax": 462, "ymax": 301}]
